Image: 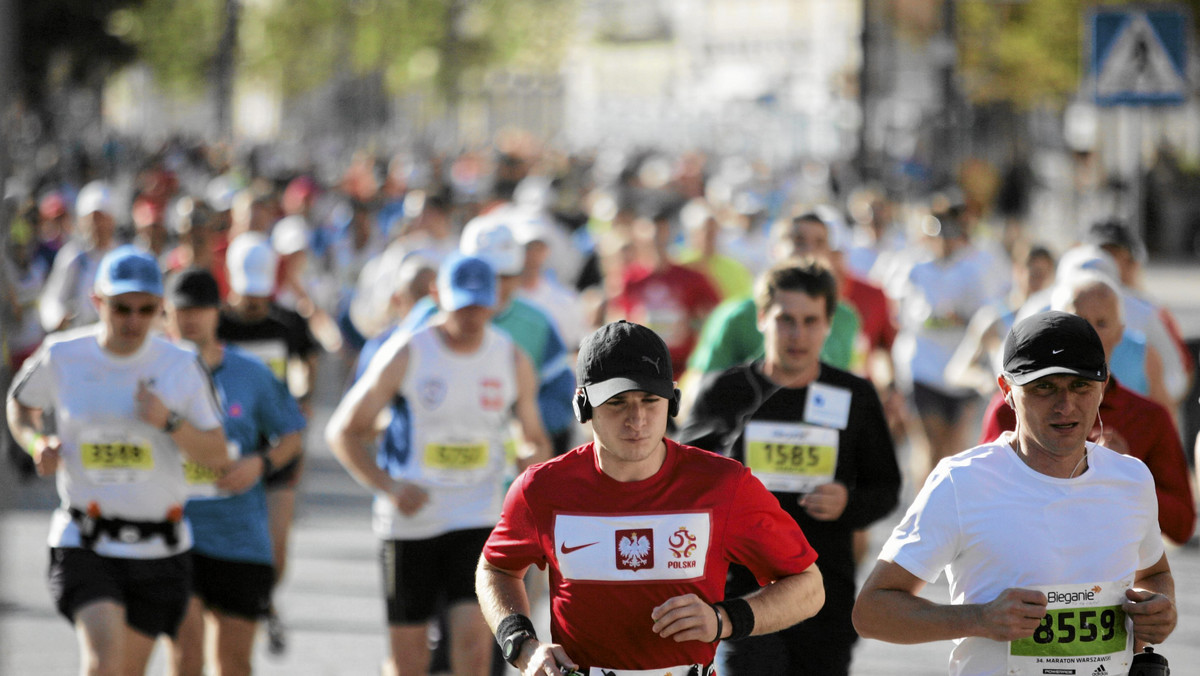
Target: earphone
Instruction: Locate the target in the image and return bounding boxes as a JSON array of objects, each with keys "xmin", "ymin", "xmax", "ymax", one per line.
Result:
[
  {"xmin": 573, "ymin": 388, "xmax": 681, "ymax": 423},
  {"xmin": 1005, "ymin": 393, "xmax": 1014, "ymax": 409}
]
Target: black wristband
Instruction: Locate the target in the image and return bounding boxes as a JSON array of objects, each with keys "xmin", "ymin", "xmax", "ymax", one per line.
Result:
[
  {"xmin": 713, "ymin": 598, "xmax": 754, "ymax": 641},
  {"xmin": 495, "ymin": 613, "xmax": 537, "ymax": 648},
  {"xmin": 709, "ymin": 603, "xmax": 723, "ymax": 643}
]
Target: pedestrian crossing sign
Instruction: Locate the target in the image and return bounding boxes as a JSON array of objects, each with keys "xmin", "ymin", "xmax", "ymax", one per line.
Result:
[{"xmin": 1091, "ymin": 6, "xmax": 1190, "ymax": 106}]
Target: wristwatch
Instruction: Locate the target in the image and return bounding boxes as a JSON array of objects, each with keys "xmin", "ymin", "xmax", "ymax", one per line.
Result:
[
  {"xmin": 162, "ymin": 411, "xmax": 183, "ymax": 434},
  {"xmin": 501, "ymin": 631, "xmax": 535, "ymax": 667}
]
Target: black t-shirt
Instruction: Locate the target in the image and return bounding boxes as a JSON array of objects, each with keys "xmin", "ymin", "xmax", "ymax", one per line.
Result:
[
  {"xmin": 678, "ymin": 361, "xmax": 901, "ymax": 605},
  {"xmin": 217, "ymin": 304, "xmax": 319, "ymax": 382}
]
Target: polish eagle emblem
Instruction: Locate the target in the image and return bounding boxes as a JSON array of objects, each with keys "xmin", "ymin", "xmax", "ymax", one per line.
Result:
[{"xmin": 618, "ymin": 531, "xmax": 652, "ymax": 570}]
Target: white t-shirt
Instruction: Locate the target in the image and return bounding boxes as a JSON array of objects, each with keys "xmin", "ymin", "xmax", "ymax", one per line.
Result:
[
  {"xmin": 892, "ymin": 247, "xmax": 994, "ymax": 393},
  {"xmin": 879, "ymin": 431, "xmax": 1163, "ymax": 676},
  {"xmin": 9, "ymin": 325, "xmax": 224, "ymax": 558},
  {"xmin": 371, "ymin": 323, "xmax": 518, "ymax": 540}
]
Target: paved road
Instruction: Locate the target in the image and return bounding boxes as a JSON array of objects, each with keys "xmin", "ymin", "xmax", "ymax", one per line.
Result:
[{"xmin": 3, "ymin": 264, "xmax": 1198, "ymax": 674}]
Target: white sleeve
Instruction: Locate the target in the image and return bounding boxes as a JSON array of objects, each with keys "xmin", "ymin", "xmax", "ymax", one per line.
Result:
[
  {"xmin": 178, "ymin": 357, "xmax": 224, "ymax": 432},
  {"xmin": 7, "ymin": 345, "xmax": 54, "ymax": 410},
  {"xmin": 878, "ymin": 464, "xmax": 962, "ymax": 584}
]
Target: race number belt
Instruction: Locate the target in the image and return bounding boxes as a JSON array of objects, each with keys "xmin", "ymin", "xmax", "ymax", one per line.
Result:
[
  {"xmin": 68, "ymin": 505, "xmax": 183, "ymax": 549},
  {"xmin": 585, "ymin": 664, "xmax": 714, "ymax": 676},
  {"xmin": 80, "ymin": 437, "xmax": 154, "ymax": 485},
  {"xmin": 743, "ymin": 421, "xmax": 838, "ymax": 494},
  {"xmin": 1007, "ymin": 580, "xmax": 1132, "ymax": 675}
]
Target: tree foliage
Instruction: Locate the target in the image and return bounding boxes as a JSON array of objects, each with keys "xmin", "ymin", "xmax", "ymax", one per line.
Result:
[
  {"xmin": 126, "ymin": 0, "xmax": 577, "ymax": 101},
  {"xmin": 956, "ymin": 0, "xmax": 1200, "ymax": 110}
]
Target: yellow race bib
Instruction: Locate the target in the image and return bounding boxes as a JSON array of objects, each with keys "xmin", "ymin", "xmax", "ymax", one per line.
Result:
[
  {"xmin": 81, "ymin": 442, "xmax": 154, "ymax": 471},
  {"xmin": 424, "ymin": 442, "xmax": 489, "ymax": 471},
  {"xmin": 743, "ymin": 421, "xmax": 839, "ymax": 493}
]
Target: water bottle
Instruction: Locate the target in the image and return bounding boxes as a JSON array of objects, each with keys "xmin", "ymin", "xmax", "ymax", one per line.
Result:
[{"xmin": 1128, "ymin": 646, "xmax": 1169, "ymax": 675}]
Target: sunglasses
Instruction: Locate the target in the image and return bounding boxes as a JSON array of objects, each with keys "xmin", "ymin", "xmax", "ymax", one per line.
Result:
[{"xmin": 108, "ymin": 302, "xmax": 160, "ymax": 317}]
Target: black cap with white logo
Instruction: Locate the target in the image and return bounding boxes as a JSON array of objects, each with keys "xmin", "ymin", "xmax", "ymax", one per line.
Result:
[
  {"xmin": 576, "ymin": 320, "xmax": 674, "ymax": 406},
  {"xmin": 1002, "ymin": 311, "xmax": 1108, "ymax": 386}
]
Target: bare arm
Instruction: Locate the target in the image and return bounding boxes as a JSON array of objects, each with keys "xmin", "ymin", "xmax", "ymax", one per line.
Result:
[
  {"xmin": 216, "ymin": 430, "xmax": 304, "ymax": 494},
  {"xmin": 7, "ymin": 397, "xmax": 59, "ymax": 476},
  {"xmin": 652, "ymin": 565, "xmax": 825, "ymax": 644},
  {"xmin": 853, "ymin": 559, "xmax": 1047, "ymax": 644},
  {"xmin": 475, "ymin": 557, "xmax": 577, "ymax": 676},
  {"xmin": 136, "ymin": 382, "xmax": 229, "ymax": 471},
  {"xmin": 512, "ymin": 349, "xmax": 552, "ymax": 471},
  {"xmin": 325, "ymin": 341, "xmax": 410, "ymax": 497},
  {"xmin": 1143, "ymin": 346, "xmax": 1175, "ymax": 425},
  {"xmin": 742, "ymin": 565, "xmax": 825, "ymax": 635},
  {"xmin": 1125, "ymin": 553, "xmax": 1176, "ymax": 648}
]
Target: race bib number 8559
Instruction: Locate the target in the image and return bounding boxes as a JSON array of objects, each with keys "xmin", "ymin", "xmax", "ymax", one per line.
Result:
[{"xmin": 1007, "ymin": 580, "xmax": 1132, "ymax": 675}]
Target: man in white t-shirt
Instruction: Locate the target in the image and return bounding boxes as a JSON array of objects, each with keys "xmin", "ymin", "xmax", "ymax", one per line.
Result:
[
  {"xmin": 326, "ymin": 253, "xmax": 551, "ymax": 676},
  {"xmin": 7, "ymin": 246, "xmax": 230, "ymax": 675},
  {"xmin": 853, "ymin": 311, "xmax": 1176, "ymax": 676}
]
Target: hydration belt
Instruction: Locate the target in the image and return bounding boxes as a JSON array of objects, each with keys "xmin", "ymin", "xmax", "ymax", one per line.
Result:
[
  {"xmin": 585, "ymin": 664, "xmax": 715, "ymax": 676},
  {"xmin": 68, "ymin": 503, "xmax": 183, "ymax": 550}
]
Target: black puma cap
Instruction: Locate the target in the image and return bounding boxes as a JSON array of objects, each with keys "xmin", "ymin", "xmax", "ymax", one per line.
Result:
[{"xmin": 576, "ymin": 320, "xmax": 675, "ymax": 405}]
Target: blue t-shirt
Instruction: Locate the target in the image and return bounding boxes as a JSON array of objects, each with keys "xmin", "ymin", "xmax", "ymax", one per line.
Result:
[{"xmin": 185, "ymin": 345, "xmax": 307, "ymax": 565}]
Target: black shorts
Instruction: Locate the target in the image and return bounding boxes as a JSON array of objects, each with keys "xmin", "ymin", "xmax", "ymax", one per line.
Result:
[
  {"xmin": 264, "ymin": 452, "xmax": 304, "ymax": 490},
  {"xmin": 191, "ymin": 553, "xmax": 274, "ymax": 620},
  {"xmin": 380, "ymin": 528, "xmax": 491, "ymax": 625},
  {"xmin": 47, "ymin": 547, "xmax": 192, "ymax": 638},
  {"xmin": 911, "ymin": 381, "xmax": 977, "ymax": 425}
]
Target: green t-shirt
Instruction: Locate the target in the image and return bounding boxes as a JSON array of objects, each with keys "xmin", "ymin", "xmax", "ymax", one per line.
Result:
[
  {"xmin": 686, "ymin": 296, "xmax": 860, "ymax": 373},
  {"xmin": 677, "ymin": 250, "xmax": 755, "ymax": 301}
]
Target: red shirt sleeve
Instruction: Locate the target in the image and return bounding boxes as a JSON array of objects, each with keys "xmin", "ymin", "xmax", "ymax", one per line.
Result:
[
  {"xmin": 723, "ymin": 468, "xmax": 819, "ymax": 586},
  {"xmin": 1138, "ymin": 404, "xmax": 1197, "ymax": 544},
  {"xmin": 978, "ymin": 390, "xmax": 1015, "ymax": 445},
  {"xmin": 483, "ymin": 472, "xmax": 549, "ymax": 572}
]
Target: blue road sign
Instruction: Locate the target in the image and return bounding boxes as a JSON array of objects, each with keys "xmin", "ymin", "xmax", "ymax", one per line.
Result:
[{"xmin": 1091, "ymin": 6, "xmax": 1190, "ymax": 106}]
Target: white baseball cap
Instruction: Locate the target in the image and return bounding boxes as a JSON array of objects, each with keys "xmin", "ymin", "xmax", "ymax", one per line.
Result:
[
  {"xmin": 459, "ymin": 214, "xmax": 523, "ymax": 276},
  {"xmin": 76, "ymin": 181, "xmax": 115, "ymax": 217},
  {"xmin": 271, "ymin": 215, "xmax": 310, "ymax": 256},
  {"xmin": 227, "ymin": 232, "xmax": 278, "ymax": 297}
]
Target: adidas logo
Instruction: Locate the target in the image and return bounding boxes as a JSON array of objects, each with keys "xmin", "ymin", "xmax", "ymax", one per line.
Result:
[{"xmin": 1092, "ymin": 665, "xmax": 1107, "ymax": 676}]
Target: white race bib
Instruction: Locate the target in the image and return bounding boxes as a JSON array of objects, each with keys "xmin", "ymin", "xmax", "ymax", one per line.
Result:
[
  {"xmin": 1007, "ymin": 579, "xmax": 1132, "ymax": 675},
  {"xmin": 79, "ymin": 426, "xmax": 155, "ymax": 485},
  {"xmin": 743, "ymin": 421, "xmax": 839, "ymax": 494},
  {"xmin": 804, "ymin": 383, "xmax": 852, "ymax": 430}
]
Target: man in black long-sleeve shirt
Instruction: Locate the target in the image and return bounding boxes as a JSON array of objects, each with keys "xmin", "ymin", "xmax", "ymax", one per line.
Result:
[{"xmin": 678, "ymin": 258, "xmax": 901, "ymax": 676}]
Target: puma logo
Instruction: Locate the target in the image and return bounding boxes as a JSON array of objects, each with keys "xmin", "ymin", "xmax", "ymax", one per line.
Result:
[{"xmin": 641, "ymin": 356, "xmax": 661, "ymax": 373}]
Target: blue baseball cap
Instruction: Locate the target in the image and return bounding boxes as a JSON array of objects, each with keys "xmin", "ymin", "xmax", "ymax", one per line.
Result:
[
  {"xmin": 94, "ymin": 245, "xmax": 164, "ymax": 297},
  {"xmin": 437, "ymin": 254, "xmax": 497, "ymax": 311}
]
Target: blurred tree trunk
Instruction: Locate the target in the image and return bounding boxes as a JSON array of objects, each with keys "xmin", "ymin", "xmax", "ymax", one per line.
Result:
[{"xmin": 214, "ymin": 0, "xmax": 240, "ymax": 139}]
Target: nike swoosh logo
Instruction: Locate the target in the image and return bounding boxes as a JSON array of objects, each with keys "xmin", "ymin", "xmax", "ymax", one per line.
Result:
[
  {"xmin": 560, "ymin": 541, "xmax": 599, "ymax": 554},
  {"xmin": 1052, "ymin": 349, "xmax": 1065, "ymax": 354}
]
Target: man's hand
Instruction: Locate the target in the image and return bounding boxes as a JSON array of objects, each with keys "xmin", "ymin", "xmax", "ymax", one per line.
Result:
[
  {"xmin": 651, "ymin": 593, "xmax": 721, "ymax": 643},
  {"xmin": 390, "ymin": 480, "xmax": 430, "ymax": 516},
  {"xmin": 515, "ymin": 639, "xmax": 578, "ymax": 676},
  {"xmin": 799, "ymin": 481, "xmax": 849, "ymax": 521},
  {"xmin": 135, "ymin": 380, "xmax": 170, "ymax": 429},
  {"xmin": 1124, "ymin": 587, "xmax": 1176, "ymax": 648},
  {"xmin": 31, "ymin": 434, "xmax": 62, "ymax": 476},
  {"xmin": 215, "ymin": 455, "xmax": 265, "ymax": 494},
  {"xmin": 976, "ymin": 588, "xmax": 1047, "ymax": 641}
]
